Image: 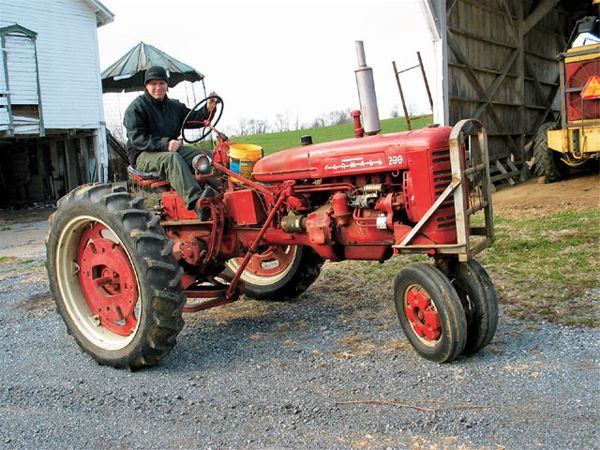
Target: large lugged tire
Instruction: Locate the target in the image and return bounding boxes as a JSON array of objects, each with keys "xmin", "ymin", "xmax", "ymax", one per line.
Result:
[
  {"xmin": 394, "ymin": 263, "xmax": 467, "ymax": 363},
  {"xmin": 533, "ymin": 122, "xmax": 569, "ymax": 183},
  {"xmin": 448, "ymin": 259, "xmax": 498, "ymax": 355},
  {"xmin": 46, "ymin": 183, "xmax": 186, "ymax": 369},
  {"xmin": 225, "ymin": 245, "xmax": 324, "ymax": 301}
]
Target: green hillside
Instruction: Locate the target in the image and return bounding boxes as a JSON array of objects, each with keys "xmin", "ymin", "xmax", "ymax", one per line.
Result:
[{"xmin": 229, "ymin": 115, "xmax": 434, "ymax": 156}]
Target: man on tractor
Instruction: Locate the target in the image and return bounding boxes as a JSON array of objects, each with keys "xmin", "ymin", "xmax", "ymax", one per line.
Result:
[{"xmin": 123, "ymin": 65, "xmax": 218, "ymax": 219}]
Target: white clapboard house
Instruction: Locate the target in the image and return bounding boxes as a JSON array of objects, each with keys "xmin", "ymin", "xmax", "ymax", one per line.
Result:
[{"xmin": 0, "ymin": 0, "xmax": 113, "ymax": 206}]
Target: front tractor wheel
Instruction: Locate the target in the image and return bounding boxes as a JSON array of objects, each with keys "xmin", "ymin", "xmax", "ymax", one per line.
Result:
[
  {"xmin": 394, "ymin": 264, "xmax": 467, "ymax": 363},
  {"xmin": 46, "ymin": 183, "xmax": 186, "ymax": 369},
  {"xmin": 225, "ymin": 245, "xmax": 324, "ymax": 301},
  {"xmin": 448, "ymin": 259, "xmax": 498, "ymax": 355}
]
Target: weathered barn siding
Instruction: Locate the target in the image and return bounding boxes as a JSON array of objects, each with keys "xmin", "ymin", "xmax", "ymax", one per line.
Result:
[
  {"xmin": 446, "ymin": 0, "xmax": 565, "ymax": 163},
  {"xmin": 421, "ymin": 0, "xmax": 593, "ymax": 185}
]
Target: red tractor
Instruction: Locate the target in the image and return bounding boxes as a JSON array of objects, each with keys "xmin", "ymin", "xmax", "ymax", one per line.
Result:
[{"xmin": 46, "ymin": 96, "xmax": 497, "ymax": 369}]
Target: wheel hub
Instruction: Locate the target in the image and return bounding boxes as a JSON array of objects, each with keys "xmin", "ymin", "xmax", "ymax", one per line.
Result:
[
  {"xmin": 405, "ymin": 287, "xmax": 441, "ymax": 341},
  {"xmin": 244, "ymin": 246, "xmax": 294, "ymax": 276},
  {"xmin": 77, "ymin": 223, "xmax": 138, "ymax": 336},
  {"xmin": 227, "ymin": 245, "xmax": 297, "ymax": 287}
]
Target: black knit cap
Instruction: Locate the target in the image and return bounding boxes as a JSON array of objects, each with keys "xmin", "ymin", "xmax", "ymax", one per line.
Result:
[{"xmin": 144, "ymin": 66, "xmax": 169, "ymax": 84}]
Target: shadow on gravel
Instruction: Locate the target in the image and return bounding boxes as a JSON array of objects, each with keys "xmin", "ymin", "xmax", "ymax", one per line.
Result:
[
  {"xmin": 167, "ymin": 286, "xmax": 431, "ymax": 372},
  {"xmin": 178, "ymin": 304, "xmax": 348, "ymax": 364}
]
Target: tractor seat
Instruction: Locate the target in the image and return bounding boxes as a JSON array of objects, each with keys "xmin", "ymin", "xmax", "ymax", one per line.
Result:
[{"xmin": 127, "ymin": 166, "xmax": 171, "ymax": 189}]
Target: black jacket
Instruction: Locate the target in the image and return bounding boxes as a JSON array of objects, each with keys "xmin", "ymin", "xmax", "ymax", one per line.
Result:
[{"xmin": 123, "ymin": 92, "xmax": 209, "ymax": 166}]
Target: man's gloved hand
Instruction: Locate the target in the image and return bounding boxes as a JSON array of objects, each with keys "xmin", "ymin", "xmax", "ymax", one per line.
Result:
[{"xmin": 167, "ymin": 139, "xmax": 182, "ymax": 152}]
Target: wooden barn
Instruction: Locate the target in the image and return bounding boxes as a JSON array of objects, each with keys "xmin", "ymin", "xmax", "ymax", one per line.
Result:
[
  {"xmin": 0, "ymin": 0, "xmax": 113, "ymax": 207},
  {"xmin": 420, "ymin": 0, "xmax": 597, "ymax": 186}
]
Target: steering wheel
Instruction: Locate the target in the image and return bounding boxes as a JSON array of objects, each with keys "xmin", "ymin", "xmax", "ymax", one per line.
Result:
[{"xmin": 181, "ymin": 95, "xmax": 224, "ymax": 143}]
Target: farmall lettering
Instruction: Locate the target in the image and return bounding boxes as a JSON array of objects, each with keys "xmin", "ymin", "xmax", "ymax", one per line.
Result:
[
  {"xmin": 324, "ymin": 155, "xmax": 384, "ymax": 172},
  {"xmin": 323, "ymin": 152, "xmax": 406, "ymax": 175}
]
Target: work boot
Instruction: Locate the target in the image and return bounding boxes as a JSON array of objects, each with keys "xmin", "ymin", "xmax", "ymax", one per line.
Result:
[{"xmin": 194, "ymin": 186, "xmax": 217, "ymax": 221}]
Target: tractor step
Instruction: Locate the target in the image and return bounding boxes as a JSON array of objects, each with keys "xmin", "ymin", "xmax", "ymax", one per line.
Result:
[{"xmin": 183, "ymin": 281, "xmax": 237, "ymax": 312}]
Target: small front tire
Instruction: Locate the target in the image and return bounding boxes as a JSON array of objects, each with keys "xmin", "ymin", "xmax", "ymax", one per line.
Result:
[{"xmin": 394, "ymin": 263, "xmax": 467, "ymax": 363}]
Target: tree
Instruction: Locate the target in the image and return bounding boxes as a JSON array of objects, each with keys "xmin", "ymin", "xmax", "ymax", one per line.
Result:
[
  {"xmin": 234, "ymin": 118, "xmax": 271, "ymax": 136},
  {"xmin": 274, "ymin": 113, "xmax": 290, "ymax": 133},
  {"xmin": 310, "ymin": 116, "xmax": 326, "ymax": 129},
  {"xmin": 293, "ymin": 112, "xmax": 301, "ymax": 131},
  {"xmin": 248, "ymin": 119, "xmax": 269, "ymax": 135},
  {"xmin": 326, "ymin": 108, "xmax": 352, "ymax": 126},
  {"xmin": 236, "ymin": 118, "xmax": 250, "ymax": 136}
]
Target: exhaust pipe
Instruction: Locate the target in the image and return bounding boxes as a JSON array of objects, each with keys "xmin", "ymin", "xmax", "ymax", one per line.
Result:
[{"xmin": 354, "ymin": 40, "xmax": 381, "ymax": 135}]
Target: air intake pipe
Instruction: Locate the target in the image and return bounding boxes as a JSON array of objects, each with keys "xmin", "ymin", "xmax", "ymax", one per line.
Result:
[{"xmin": 354, "ymin": 40, "xmax": 381, "ymax": 135}]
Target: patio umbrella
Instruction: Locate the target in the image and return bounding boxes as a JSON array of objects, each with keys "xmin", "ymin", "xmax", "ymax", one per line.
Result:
[{"xmin": 101, "ymin": 41, "xmax": 204, "ymax": 93}]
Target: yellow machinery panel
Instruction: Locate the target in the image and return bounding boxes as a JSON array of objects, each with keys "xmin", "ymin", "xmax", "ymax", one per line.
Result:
[{"xmin": 548, "ymin": 127, "xmax": 600, "ymax": 154}]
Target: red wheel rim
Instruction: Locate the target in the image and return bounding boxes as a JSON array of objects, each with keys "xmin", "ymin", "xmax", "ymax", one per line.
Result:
[
  {"xmin": 243, "ymin": 245, "xmax": 295, "ymax": 277},
  {"xmin": 77, "ymin": 223, "xmax": 138, "ymax": 336},
  {"xmin": 227, "ymin": 245, "xmax": 297, "ymax": 286},
  {"xmin": 404, "ymin": 286, "xmax": 441, "ymax": 342}
]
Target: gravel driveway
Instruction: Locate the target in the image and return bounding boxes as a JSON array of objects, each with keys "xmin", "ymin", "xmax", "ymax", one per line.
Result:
[{"xmin": 0, "ymin": 224, "xmax": 598, "ymax": 449}]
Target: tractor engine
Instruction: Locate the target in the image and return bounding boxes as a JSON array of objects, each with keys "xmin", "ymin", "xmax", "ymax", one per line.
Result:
[{"xmin": 250, "ymin": 125, "xmax": 457, "ymax": 261}]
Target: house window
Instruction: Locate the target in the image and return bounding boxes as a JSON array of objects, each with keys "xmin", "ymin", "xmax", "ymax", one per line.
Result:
[{"xmin": 0, "ymin": 24, "xmax": 44, "ymax": 136}]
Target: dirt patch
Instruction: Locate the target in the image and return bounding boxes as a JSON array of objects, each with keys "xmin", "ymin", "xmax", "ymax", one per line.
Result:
[
  {"xmin": 0, "ymin": 207, "xmax": 54, "ymax": 226},
  {"xmin": 336, "ymin": 335, "xmax": 411, "ymax": 357},
  {"xmin": 492, "ymin": 172, "xmax": 599, "ymax": 218},
  {"xmin": 18, "ymin": 291, "xmax": 54, "ymax": 318},
  {"xmin": 0, "ymin": 221, "xmax": 49, "ymax": 259}
]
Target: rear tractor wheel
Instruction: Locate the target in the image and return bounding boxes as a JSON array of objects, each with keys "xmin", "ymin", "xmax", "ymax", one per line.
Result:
[
  {"xmin": 533, "ymin": 122, "xmax": 569, "ymax": 183},
  {"xmin": 393, "ymin": 263, "xmax": 467, "ymax": 363},
  {"xmin": 225, "ymin": 245, "xmax": 324, "ymax": 301},
  {"xmin": 46, "ymin": 183, "xmax": 186, "ymax": 369}
]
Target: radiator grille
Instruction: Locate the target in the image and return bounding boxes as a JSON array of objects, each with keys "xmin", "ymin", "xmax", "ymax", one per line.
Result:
[{"xmin": 430, "ymin": 148, "xmax": 455, "ymax": 230}]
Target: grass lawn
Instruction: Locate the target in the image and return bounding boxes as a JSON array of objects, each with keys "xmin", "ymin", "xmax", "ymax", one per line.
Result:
[{"xmin": 229, "ymin": 115, "xmax": 434, "ymax": 155}]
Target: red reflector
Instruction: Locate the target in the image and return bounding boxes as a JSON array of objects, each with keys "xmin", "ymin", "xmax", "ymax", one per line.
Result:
[{"xmin": 581, "ymin": 75, "xmax": 600, "ymax": 100}]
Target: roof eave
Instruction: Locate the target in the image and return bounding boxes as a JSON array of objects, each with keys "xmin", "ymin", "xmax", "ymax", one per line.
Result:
[{"xmin": 83, "ymin": 0, "xmax": 115, "ymax": 27}]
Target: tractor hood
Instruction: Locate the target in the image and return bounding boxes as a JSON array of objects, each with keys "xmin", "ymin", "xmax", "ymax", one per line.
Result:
[{"xmin": 251, "ymin": 126, "xmax": 452, "ymax": 182}]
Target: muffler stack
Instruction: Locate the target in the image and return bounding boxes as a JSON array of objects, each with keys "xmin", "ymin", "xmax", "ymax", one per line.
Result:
[{"xmin": 354, "ymin": 40, "xmax": 381, "ymax": 135}]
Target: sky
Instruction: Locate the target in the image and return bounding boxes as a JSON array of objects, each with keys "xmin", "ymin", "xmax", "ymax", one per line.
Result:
[{"xmin": 97, "ymin": 0, "xmax": 435, "ymax": 135}]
